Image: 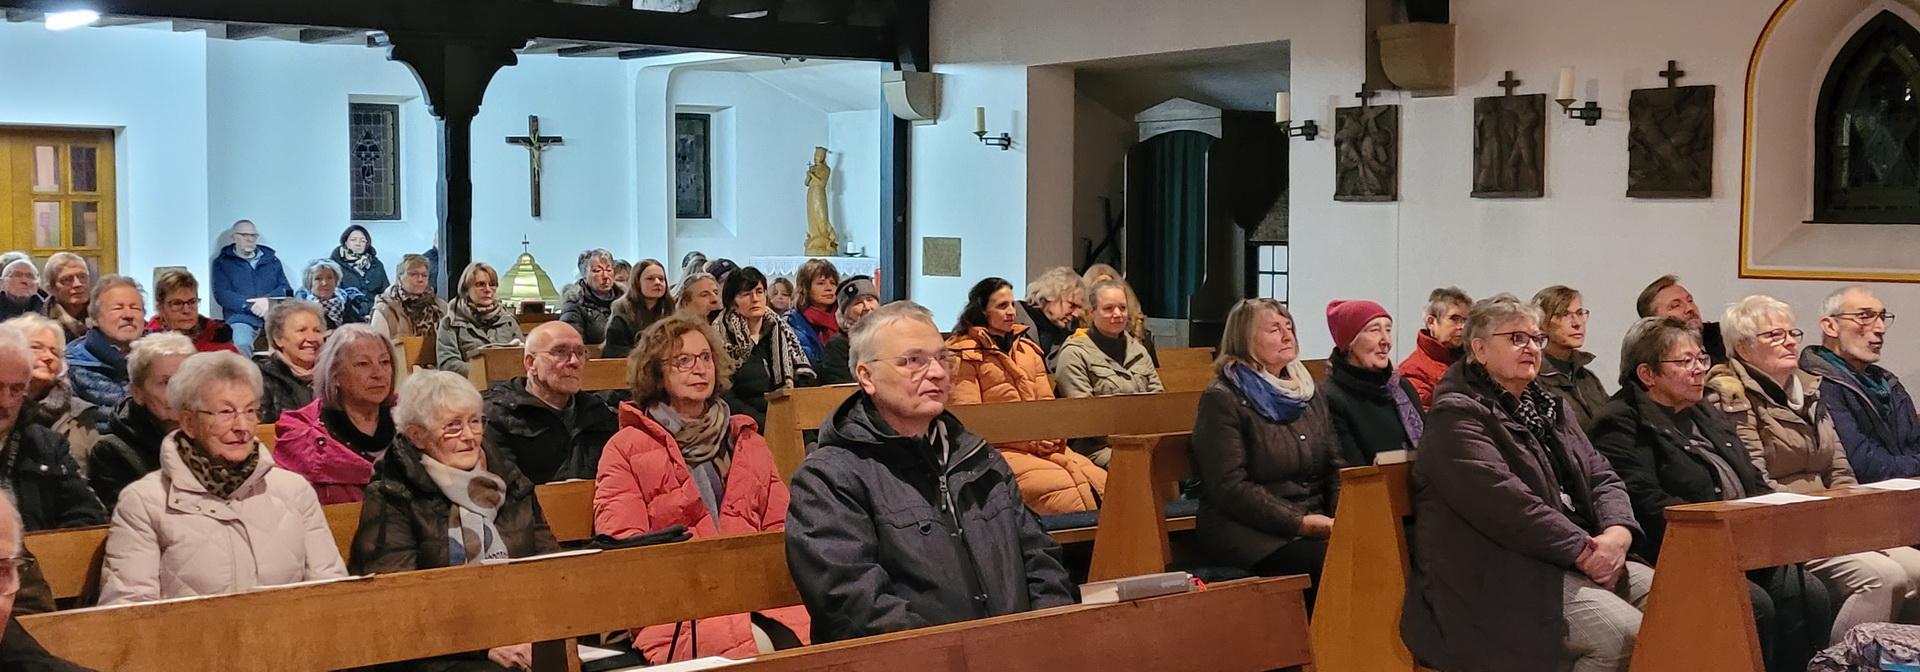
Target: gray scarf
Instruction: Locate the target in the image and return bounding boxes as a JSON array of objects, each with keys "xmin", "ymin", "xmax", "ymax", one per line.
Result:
[{"xmin": 419, "ymin": 451, "xmax": 509, "ymax": 565}]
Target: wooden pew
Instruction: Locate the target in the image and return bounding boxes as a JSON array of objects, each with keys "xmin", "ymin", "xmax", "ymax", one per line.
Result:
[
  {"xmin": 1155, "ymin": 346, "xmax": 1214, "ymax": 370},
  {"xmin": 1312, "ymin": 463, "xmax": 1418, "ymax": 672},
  {"xmin": 1630, "ymin": 484, "xmax": 1920, "ymax": 671},
  {"xmin": 516, "ymin": 312, "xmax": 556, "ymax": 330},
  {"xmin": 477, "ymin": 351, "xmax": 613, "ymax": 386},
  {"xmin": 731, "ymin": 576, "xmax": 1312, "ymax": 672},
  {"xmin": 398, "ymin": 336, "xmax": 425, "ymax": 370},
  {"xmin": 27, "ymin": 479, "xmax": 599, "ymax": 603},
  {"xmin": 468, "ymin": 354, "xmax": 624, "ymax": 391}
]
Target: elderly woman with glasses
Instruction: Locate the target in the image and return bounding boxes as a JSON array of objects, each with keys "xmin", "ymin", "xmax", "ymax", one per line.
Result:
[
  {"xmin": 594, "ymin": 315, "xmax": 809, "ymax": 662},
  {"xmin": 371, "ymin": 254, "xmax": 448, "ymax": 371},
  {"xmin": 1, "ymin": 315, "xmax": 104, "ymax": 475},
  {"xmin": 1592, "ymin": 316, "xmax": 1834, "ymax": 672},
  {"xmin": 144, "ymin": 269, "xmax": 238, "ymax": 353},
  {"xmin": 274, "ymin": 324, "xmax": 398, "ymax": 505},
  {"xmin": 295, "ymin": 259, "xmax": 370, "ymax": 329},
  {"xmin": 1402, "ymin": 295, "xmax": 1646, "ymax": 672},
  {"xmin": 351, "ymin": 370, "xmax": 557, "ymax": 672},
  {"xmin": 39, "ymin": 253, "xmax": 91, "ymax": 341},
  {"xmin": 1708, "ymin": 295, "xmax": 1920, "ymax": 640},
  {"xmin": 98, "ymin": 351, "xmax": 347, "ymax": 604},
  {"xmin": 89, "ymin": 332, "xmax": 197, "ymax": 511},
  {"xmin": 255, "ymin": 300, "xmax": 327, "ymax": 423}
]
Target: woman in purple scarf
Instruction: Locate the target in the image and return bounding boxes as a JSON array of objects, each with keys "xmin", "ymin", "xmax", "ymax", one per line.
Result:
[{"xmin": 1322, "ymin": 299, "xmax": 1425, "ymax": 467}]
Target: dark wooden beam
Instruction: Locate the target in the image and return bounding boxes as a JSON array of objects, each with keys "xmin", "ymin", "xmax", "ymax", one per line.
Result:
[
  {"xmin": 222, "ymin": 22, "xmax": 278, "ymax": 40},
  {"xmin": 0, "ymin": 0, "xmax": 894, "ymax": 61},
  {"xmin": 617, "ymin": 47, "xmax": 679, "ymax": 60},
  {"xmin": 3, "ymin": 8, "xmax": 40, "ymax": 21},
  {"xmin": 299, "ymin": 27, "xmax": 364, "ymax": 44},
  {"xmin": 95, "ymin": 16, "xmax": 161, "ymax": 27},
  {"xmin": 555, "ymin": 44, "xmax": 621, "ymax": 57}
]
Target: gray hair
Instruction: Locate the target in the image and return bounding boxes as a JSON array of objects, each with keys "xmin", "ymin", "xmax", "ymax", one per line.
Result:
[
  {"xmin": 265, "ymin": 299, "xmax": 326, "ymax": 349},
  {"xmin": 40, "ymin": 252, "xmax": 87, "ymax": 293},
  {"xmin": 0, "ymin": 314, "xmax": 64, "ymax": 351},
  {"xmin": 0, "ymin": 252, "xmax": 28, "ymax": 271},
  {"xmin": 1463, "ymin": 294, "xmax": 1544, "ymax": 364},
  {"xmin": 1722, "ymin": 295, "xmax": 1796, "ymax": 357},
  {"xmin": 0, "ymin": 491, "xmax": 20, "ymax": 555},
  {"xmin": 88, "ymin": 274, "xmax": 145, "ymax": 322},
  {"xmin": 1425, "ymin": 286, "xmax": 1472, "ymax": 320},
  {"xmin": 577, "ymin": 248, "xmax": 616, "ymax": 278},
  {"xmin": 1618, "ymin": 316, "xmax": 1701, "ymax": 388},
  {"xmin": 1820, "ymin": 285, "xmax": 1875, "ymax": 320},
  {"xmin": 394, "ymin": 370, "xmax": 482, "ymax": 433},
  {"xmin": 674, "ymin": 272, "xmax": 717, "ymax": 307},
  {"xmin": 848, "ymin": 300, "xmax": 935, "ymax": 366},
  {"xmin": 0, "ymin": 329, "xmax": 29, "ymax": 371},
  {"xmin": 166, "ymin": 351, "xmax": 264, "ymax": 414},
  {"xmin": 2, "ymin": 259, "xmax": 37, "ymax": 283},
  {"xmin": 303, "ymin": 259, "xmax": 343, "ymax": 291},
  {"xmin": 129, "ymin": 332, "xmax": 197, "ymax": 388},
  {"xmin": 1025, "ymin": 266, "xmax": 1087, "ymax": 305},
  {"xmin": 313, "ymin": 324, "xmax": 396, "ymax": 410}
]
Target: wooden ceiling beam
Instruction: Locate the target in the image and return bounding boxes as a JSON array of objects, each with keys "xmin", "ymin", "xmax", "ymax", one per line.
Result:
[
  {"xmin": 222, "ymin": 22, "xmax": 278, "ymax": 40},
  {"xmin": 299, "ymin": 27, "xmax": 364, "ymax": 44},
  {"xmin": 617, "ymin": 47, "xmax": 680, "ymax": 60},
  {"xmin": 555, "ymin": 44, "xmax": 621, "ymax": 57}
]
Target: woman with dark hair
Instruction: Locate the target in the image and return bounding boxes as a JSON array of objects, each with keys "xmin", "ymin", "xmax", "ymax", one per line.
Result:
[
  {"xmin": 330, "ymin": 225, "xmax": 390, "ymax": 301},
  {"xmin": 946, "ymin": 277, "xmax": 1105, "ymax": 515},
  {"xmin": 714, "ymin": 267, "xmax": 814, "ymax": 427},
  {"xmin": 603, "ymin": 259, "xmax": 675, "ymax": 360},
  {"xmin": 785, "ymin": 258, "xmax": 841, "ymax": 367}
]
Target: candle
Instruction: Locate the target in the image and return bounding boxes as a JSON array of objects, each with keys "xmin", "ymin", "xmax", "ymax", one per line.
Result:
[
  {"xmin": 1556, "ymin": 67, "xmax": 1575, "ymax": 101},
  {"xmin": 1275, "ymin": 92, "xmax": 1292, "ymax": 124},
  {"xmin": 975, "ymin": 107, "xmax": 987, "ymax": 135}
]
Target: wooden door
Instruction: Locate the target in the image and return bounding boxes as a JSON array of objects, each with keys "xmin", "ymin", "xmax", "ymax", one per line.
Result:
[{"xmin": 0, "ymin": 127, "xmax": 118, "ymax": 275}]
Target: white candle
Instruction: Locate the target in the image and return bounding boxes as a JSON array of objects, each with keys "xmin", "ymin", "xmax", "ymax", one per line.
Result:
[
  {"xmin": 974, "ymin": 107, "xmax": 986, "ymax": 135},
  {"xmin": 1556, "ymin": 67, "xmax": 1575, "ymax": 101},
  {"xmin": 1275, "ymin": 92, "xmax": 1292, "ymax": 124}
]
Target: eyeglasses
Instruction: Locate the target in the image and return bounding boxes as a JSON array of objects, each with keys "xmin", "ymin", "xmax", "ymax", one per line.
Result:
[
  {"xmin": 535, "ymin": 347, "xmax": 588, "ymax": 363},
  {"xmin": 1556, "ymin": 309, "xmax": 1592, "ymax": 319},
  {"xmin": 0, "ymin": 556, "xmax": 38, "ymax": 597},
  {"xmin": 1489, "ymin": 330, "xmax": 1548, "ymax": 349},
  {"xmin": 665, "ymin": 352, "xmax": 714, "ymax": 372},
  {"xmin": 193, "ymin": 407, "xmax": 261, "ymax": 425},
  {"xmin": 1660, "ymin": 354, "xmax": 1713, "ymax": 371},
  {"xmin": 1756, "ymin": 328, "xmax": 1804, "ymax": 347},
  {"xmin": 165, "ymin": 298, "xmax": 202, "ymax": 311},
  {"xmin": 866, "ymin": 350, "xmax": 959, "ymax": 376},
  {"xmin": 1831, "ymin": 310, "xmax": 1896, "ymax": 326},
  {"xmin": 439, "ymin": 417, "xmax": 486, "ymax": 439}
]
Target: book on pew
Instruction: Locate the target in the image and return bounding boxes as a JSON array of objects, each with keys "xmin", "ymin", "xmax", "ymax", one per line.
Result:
[
  {"xmin": 1079, "ymin": 571, "xmax": 1195, "ymax": 605},
  {"xmin": 1373, "ymin": 449, "xmax": 1411, "ymax": 465}
]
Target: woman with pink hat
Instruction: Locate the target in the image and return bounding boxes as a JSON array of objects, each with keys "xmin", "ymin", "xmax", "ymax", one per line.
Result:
[{"xmin": 1322, "ymin": 300, "xmax": 1424, "ymax": 467}]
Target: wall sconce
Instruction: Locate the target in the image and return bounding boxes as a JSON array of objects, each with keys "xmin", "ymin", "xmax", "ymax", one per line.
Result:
[
  {"xmin": 1274, "ymin": 92, "xmax": 1319, "ymax": 141},
  {"xmin": 1555, "ymin": 67, "xmax": 1603, "ymax": 126},
  {"xmin": 973, "ymin": 107, "xmax": 1011, "ymax": 151}
]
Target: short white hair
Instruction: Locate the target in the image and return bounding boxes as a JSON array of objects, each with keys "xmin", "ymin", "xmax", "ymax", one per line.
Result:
[
  {"xmin": 0, "ymin": 314, "xmax": 64, "ymax": 350},
  {"xmin": 0, "ymin": 329, "xmax": 29, "ymax": 372},
  {"xmin": 848, "ymin": 300, "xmax": 934, "ymax": 365},
  {"xmin": 129, "ymin": 332, "xmax": 197, "ymax": 388},
  {"xmin": 166, "ymin": 351, "xmax": 264, "ymax": 414},
  {"xmin": 394, "ymin": 370, "xmax": 482, "ymax": 433},
  {"xmin": 577, "ymin": 248, "xmax": 616, "ymax": 278},
  {"xmin": 1820, "ymin": 285, "xmax": 1876, "ymax": 320},
  {"xmin": 1722, "ymin": 295, "xmax": 1796, "ymax": 356},
  {"xmin": 303, "ymin": 259, "xmax": 342, "ymax": 290}
]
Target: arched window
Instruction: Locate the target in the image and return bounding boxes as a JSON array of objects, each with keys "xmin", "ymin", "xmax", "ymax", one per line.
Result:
[{"xmin": 1815, "ymin": 11, "xmax": 1920, "ymax": 223}]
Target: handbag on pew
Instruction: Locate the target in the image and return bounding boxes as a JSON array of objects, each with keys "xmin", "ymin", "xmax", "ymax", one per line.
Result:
[{"xmin": 588, "ymin": 524, "xmax": 693, "ymax": 550}]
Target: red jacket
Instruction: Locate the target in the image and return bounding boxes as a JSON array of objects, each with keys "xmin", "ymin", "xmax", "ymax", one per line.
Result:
[
  {"xmin": 1398, "ymin": 330, "xmax": 1460, "ymax": 410},
  {"xmin": 593, "ymin": 403, "xmax": 809, "ymax": 661},
  {"xmin": 272, "ymin": 400, "xmax": 375, "ymax": 504},
  {"xmin": 144, "ymin": 316, "xmax": 240, "ymax": 354}
]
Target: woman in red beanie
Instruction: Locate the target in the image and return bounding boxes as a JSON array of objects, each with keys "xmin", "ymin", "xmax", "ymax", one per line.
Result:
[{"xmin": 1322, "ymin": 300, "xmax": 1425, "ymax": 467}]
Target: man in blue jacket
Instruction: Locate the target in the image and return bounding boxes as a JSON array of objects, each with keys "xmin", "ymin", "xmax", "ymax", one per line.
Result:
[
  {"xmin": 209, "ymin": 220, "xmax": 291, "ymax": 355},
  {"xmin": 1800, "ymin": 285, "xmax": 1920, "ymax": 482}
]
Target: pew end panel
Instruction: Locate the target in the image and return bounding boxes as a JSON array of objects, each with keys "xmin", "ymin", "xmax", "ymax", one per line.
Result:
[
  {"xmin": 1087, "ymin": 432, "xmax": 1191, "ymax": 582},
  {"xmin": 1311, "ymin": 462, "xmax": 1416, "ymax": 672},
  {"xmin": 533, "ymin": 480, "xmax": 597, "ymax": 543},
  {"xmin": 24, "ymin": 527, "xmax": 108, "ymax": 603}
]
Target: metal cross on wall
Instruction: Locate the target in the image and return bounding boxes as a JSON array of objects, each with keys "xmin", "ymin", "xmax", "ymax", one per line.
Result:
[
  {"xmin": 506, "ymin": 115, "xmax": 564, "ymax": 218},
  {"xmin": 1498, "ymin": 71, "xmax": 1522, "ymax": 97}
]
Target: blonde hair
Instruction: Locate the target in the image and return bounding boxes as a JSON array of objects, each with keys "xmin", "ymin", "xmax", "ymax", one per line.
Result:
[{"xmin": 1214, "ymin": 298, "xmax": 1292, "ymax": 376}]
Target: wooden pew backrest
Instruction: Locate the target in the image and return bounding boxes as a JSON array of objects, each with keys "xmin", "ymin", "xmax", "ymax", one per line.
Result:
[
  {"xmin": 1088, "ymin": 432, "xmax": 1194, "ymax": 581},
  {"xmin": 1155, "ymin": 347, "xmax": 1214, "ymax": 370},
  {"xmin": 1311, "ymin": 462, "xmax": 1416, "ymax": 672}
]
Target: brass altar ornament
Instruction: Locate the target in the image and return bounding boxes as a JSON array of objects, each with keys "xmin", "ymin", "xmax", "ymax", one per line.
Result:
[{"xmin": 500, "ymin": 237, "xmax": 561, "ymax": 313}]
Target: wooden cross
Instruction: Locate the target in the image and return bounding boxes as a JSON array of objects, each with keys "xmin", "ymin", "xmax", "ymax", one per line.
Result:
[
  {"xmin": 1498, "ymin": 71, "xmax": 1522, "ymax": 97},
  {"xmin": 1659, "ymin": 60, "xmax": 1687, "ymax": 88},
  {"xmin": 505, "ymin": 115, "xmax": 564, "ymax": 218},
  {"xmin": 1355, "ymin": 83, "xmax": 1379, "ymax": 108}
]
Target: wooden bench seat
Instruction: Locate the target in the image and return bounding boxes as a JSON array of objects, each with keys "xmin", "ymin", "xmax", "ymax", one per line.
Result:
[{"xmin": 467, "ymin": 350, "xmax": 618, "ymax": 390}]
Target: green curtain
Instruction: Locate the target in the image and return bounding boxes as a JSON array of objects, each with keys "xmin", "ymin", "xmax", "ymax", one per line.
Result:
[{"xmin": 1138, "ymin": 131, "xmax": 1212, "ymax": 318}]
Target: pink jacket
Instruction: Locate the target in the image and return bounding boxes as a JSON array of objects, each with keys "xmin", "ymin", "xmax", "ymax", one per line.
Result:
[
  {"xmin": 272, "ymin": 400, "xmax": 377, "ymax": 504},
  {"xmin": 98, "ymin": 431, "xmax": 347, "ymax": 604},
  {"xmin": 594, "ymin": 403, "xmax": 810, "ymax": 662}
]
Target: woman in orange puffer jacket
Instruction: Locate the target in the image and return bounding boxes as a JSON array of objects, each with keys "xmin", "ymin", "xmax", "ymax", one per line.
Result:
[{"xmin": 945, "ymin": 277, "xmax": 1106, "ymax": 515}]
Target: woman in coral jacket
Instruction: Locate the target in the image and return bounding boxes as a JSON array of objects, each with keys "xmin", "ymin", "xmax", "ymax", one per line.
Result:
[
  {"xmin": 593, "ymin": 315, "xmax": 808, "ymax": 664},
  {"xmin": 945, "ymin": 277, "xmax": 1106, "ymax": 515}
]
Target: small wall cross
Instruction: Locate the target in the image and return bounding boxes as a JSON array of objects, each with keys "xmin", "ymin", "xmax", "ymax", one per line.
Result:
[
  {"xmin": 1355, "ymin": 84, "xmax": 1379, "ymax": 108},
  {"xmin": 1498, "ymin": 71, "xmax": 1522, "ymax": 97},
  {"xmin": 1659, "ymin": 60, "xmax": 1687, "ymax": 88}
]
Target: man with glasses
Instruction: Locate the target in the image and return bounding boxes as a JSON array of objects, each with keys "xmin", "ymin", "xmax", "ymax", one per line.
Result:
[
  {"xmin": 1800, "ymin": 286, "xmax": 1919, "ymax": 482},
  {"xmin": 785, "ymin": 301, "xmax": 1075, "ymax": 644},
  {"xmin": 210, "ymin": 219, "xmax": 293, "ymax": 356},
  {"xmin": 0, "ymin": 492, "xmax": 89, "ymax": 670},
  {"xmin": 0, "ymin": 259, "xmax": 44, "ymax": 322},
  {"xmin": 481, "ymin": 322, "xmax": 617, "ymax": 483}
]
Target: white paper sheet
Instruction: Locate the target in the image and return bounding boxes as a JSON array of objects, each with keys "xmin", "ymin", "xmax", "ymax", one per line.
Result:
[
  {"xmin": 1734, "ymin": 492, "xmax": 1830, "ymax": 506},
  {"xmin": 641, "ymin": 656, "xmax": 752, "ymax": 672},
  {"xmin": 1858, "ymin": 478, "xmax": 1920, "ymax": 491},
  {"xmin": 479, "ymin": 548, "xmax": 602, "ymax": 565}
]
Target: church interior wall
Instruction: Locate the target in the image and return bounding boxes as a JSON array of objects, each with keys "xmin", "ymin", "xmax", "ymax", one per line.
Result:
[
  {"xmin": 906, "ymin": 62, "xmax": 1030, "ymax": 325},
  {"xmin": 663, "ymin": 68, "xmax": 828, "ymax": 270}
]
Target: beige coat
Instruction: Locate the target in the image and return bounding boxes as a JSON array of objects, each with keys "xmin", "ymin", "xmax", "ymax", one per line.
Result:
[
  {"xmin": 98, "ymin": 432, "xmax": 348, "ymax": 604},
  {"xmin": 1706, "ymin": 358, "xmax": 1856, "ymax": 494},
  {"xmin": 1052, "ymin": 329, "xmax": 1164, "ymax": 398}
]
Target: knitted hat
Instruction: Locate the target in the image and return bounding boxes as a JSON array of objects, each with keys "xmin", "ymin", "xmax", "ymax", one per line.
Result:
[
  {"xmin": 837, "ymin": 275, "xmax": 879, "ymax": 317},
  {"xmin": 1326, "ymin": 299, "xmax": 1391, "ymax": 351}
]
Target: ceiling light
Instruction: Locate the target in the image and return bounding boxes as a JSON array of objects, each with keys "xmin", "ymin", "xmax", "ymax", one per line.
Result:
[{"xmin": 45, "ymin": 10, "xmax": 101, "ymax": 31}]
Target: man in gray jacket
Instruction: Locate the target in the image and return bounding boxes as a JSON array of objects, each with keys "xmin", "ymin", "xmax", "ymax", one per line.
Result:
[{"xmin": 784, "ymin": 301, "xmax": 1075, "ymax": 643}]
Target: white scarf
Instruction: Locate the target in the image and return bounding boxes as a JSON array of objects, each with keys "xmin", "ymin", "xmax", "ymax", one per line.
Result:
[
  {"xmin": 1256, "ymin": 360, "xmax": 1318, "ymax": 401},
  {"xmin": 419, "ymin": 453, "xmax": 509, "ymax": 565}
]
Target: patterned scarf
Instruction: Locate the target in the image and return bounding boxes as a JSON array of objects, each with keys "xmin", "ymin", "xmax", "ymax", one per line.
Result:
[
  {"xmin": 718, "ymin": 310, "xmax": 812, "ymax": 388},
  {"xmin": 379, "ymin": 283, "xmax": 445, "ymax": 331},
  {"xmin": 0, "ymin": 430, "xmax": 19, "ymax": 491},
  {"xmin": 648, "ymin": 400, "xmax": 733, "ymax": 480},
  {"xmin": 450, "ymin": 296, "xmax": 509, "ymax": 331},
  {"xmin": 1226, "ymin": 361, "xmax": 1315, "ymax": 423},
  {"xmin": 1387, "ymin": 371, "xmax": 1425, "ymax": 447},
  {"xmin": 418, "ymin": 449, "xmax": 509, "ymax": 565},
  {"xmin": 295, "ymin": 288, "xmax": 348, "ymax": 327},
  {"xmin": 1509, "ymin": 381, "xmax": 1565, "ymax": 443},
  {"xmin": 177, "ymin": 434, "xmax": 260, "ymax": 499},
  {"xmin": 335, "ymin": 246, "xmax": 374, "ymax": 275}
]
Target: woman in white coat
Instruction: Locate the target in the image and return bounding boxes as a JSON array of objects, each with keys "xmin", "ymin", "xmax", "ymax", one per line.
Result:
[{"xmin": 98, "ymin": 351, "xmax": 346, "ymax": 604}]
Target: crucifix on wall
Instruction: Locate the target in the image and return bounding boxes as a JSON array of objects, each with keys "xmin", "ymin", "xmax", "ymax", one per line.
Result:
[{"xmin": 506, "ymin": 115, "xmax": 564, "ymax": 217}]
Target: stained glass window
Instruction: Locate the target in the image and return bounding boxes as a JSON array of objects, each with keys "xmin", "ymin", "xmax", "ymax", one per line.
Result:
[
  {"xmin": 1816, "ymin": 12, "xmax": 1920, "ymax": 223},
  {"xmin": 350, "ymin": 102, "xmax": 401, "ymax": 221}
]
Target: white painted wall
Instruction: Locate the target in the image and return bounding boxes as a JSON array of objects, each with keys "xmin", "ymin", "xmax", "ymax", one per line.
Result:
[
  {"xmin": 0, "ymin": 22, "xmax": 209, "ymax": 289},
  {"xmin": 925, "ymin": 0, "xmax": 1920, "ymax": 382},
  {"xmin": 908, "ymin": 63, "xmax": 1030, "ymax": 325},
  {"xmin": 661, "ymin": 69, "xmax": 828, "ymax": 267},
  {"xmin": 828, "ymin": 109, "xmax": 885, "ymax": 257}
]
